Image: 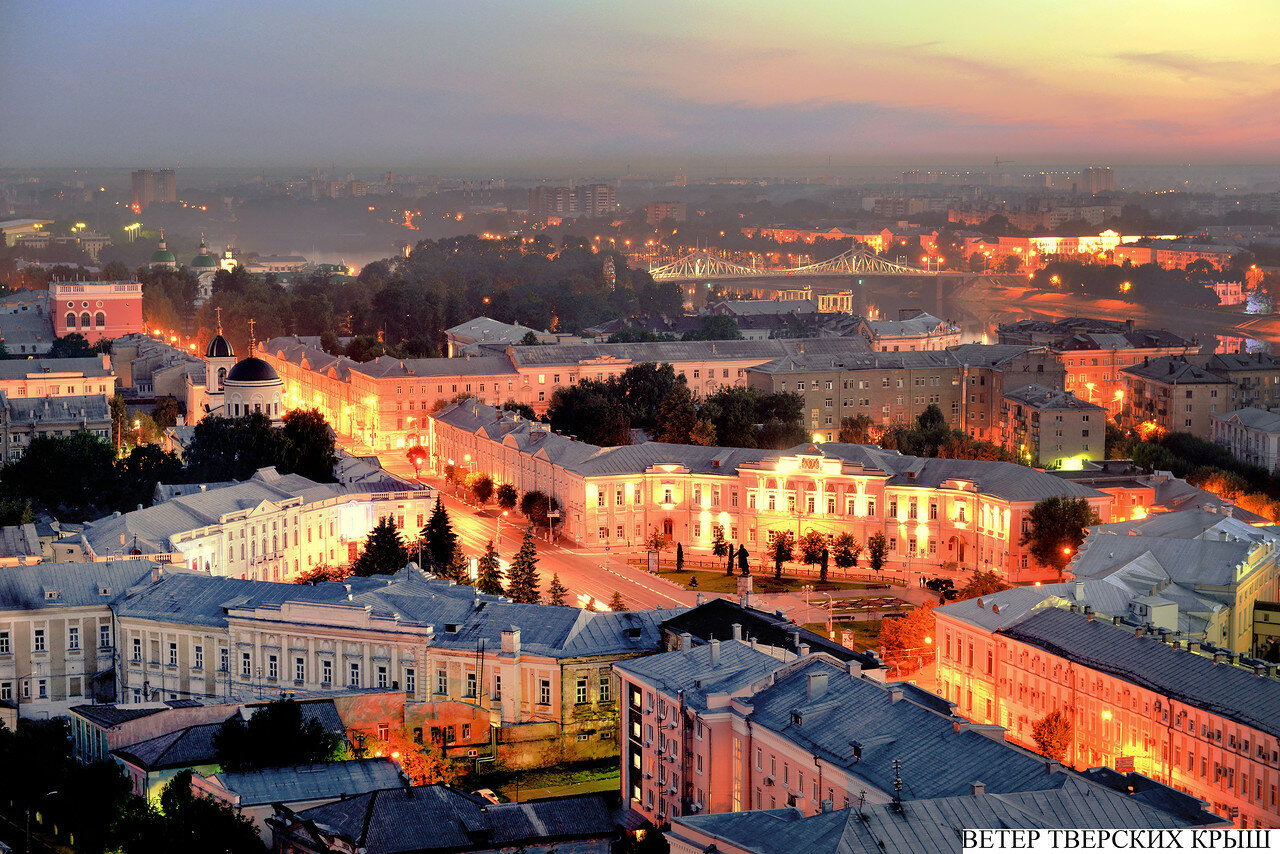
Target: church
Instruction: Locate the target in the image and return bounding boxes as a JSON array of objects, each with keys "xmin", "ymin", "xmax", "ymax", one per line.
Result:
[{"xmin": 185, "ymin": 315, "xmax": 284, "ymax": 424}]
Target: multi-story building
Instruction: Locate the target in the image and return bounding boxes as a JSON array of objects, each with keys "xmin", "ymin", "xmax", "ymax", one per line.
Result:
[
  {"xmin": 574, "ymin": 183, "xmax": 617, "ymax": 217},
  {"xmin": 430, "ymin": 400, "xmax": 1113, "ymax": 581},
  {"xmin": 0, "ymin": 354, "xmax": 116, "ymax": 402},
  {"xmin": 66, "ymin": 467, "xmax": 435, "ymax": 581},
  {"xmin": 112, "ymin": 563, "xmax": 674, "ymax": 768},
  {"xmin": 645, "ymin": 202, "xmax": 687, "ymax": 224},
  {"xmin": 998, "ymin": 318, "xmax": 1196, "ymax": 417},
  {"xmin": 51, "ymin": 279, "xmax": 146, "ymax": 342},
  {"xmin": 0, "ymin": 560, "xmax": 158, "ymax": 719},
  {"xmin": 0, "ymin": 392, "xmax": 112, "ymax": 462},
  {"xmin": 1000, "ymin": 384, "xmax": 1105, "ymax": 470},
  {"xmin": 936, "ymin": 603, "xmax": 1280, "ymax": 827},
  {"xmin": 1121, "ymin": 357, "xmax": 1233, "ymax": 437},
  {"xmin": 1193, "ymin": 353, "xmax": 1280, "ymax": 412},
  {"xmin": 131, "ymin": 169, "xmax": 177, "ymax": 211},
  {"xmin": 616, "ymin": 637, "xmax": 1215, "ymax": 830},
  {"xmin": 528, "ymin": 186, "xmax": 573, "ymax": 219},
  {"xmin": 1213, "ymin": 408, "xmax": 1280, "ymax": 472},
  {"xmin": 856, "ymin": 310, "xmax": 961, "ymax": 352}
]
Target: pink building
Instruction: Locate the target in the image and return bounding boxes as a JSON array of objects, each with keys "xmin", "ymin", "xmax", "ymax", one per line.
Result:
[
  {"xmin": 52, "ymin": 280, "xmax": 145, "ymax": 343},
  {"xmin": 935, "ymin": 602, "xmax": 1280, "ymax": 827}
]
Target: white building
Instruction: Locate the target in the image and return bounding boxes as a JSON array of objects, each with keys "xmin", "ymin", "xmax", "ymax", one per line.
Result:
[{"xmin": 1213, "ymin": 407, "xmax": 1280, "ymax": 472}]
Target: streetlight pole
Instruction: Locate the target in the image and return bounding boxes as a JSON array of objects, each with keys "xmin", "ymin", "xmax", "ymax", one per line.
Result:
[{"xmin": 27, "ymin": 790, "xmax": 58, "ymax": 854}]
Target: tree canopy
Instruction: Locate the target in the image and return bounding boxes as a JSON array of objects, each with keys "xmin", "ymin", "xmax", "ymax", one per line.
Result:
[
  {"xmin": 350, "ymin": 516, "xmax": 409, "ymax": 576},
  {"xmin": 214, "ymin": 697, "xmax": 342, "ymax": 772},
  {"xmin": 1019, "ymin": 496, "xmax": 1101, "ymax": 576},
  {"xmin": 505, "ymin": 525, "xmax": 542, "ymax": 604}
]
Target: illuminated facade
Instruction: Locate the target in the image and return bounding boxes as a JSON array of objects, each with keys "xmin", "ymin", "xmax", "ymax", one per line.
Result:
[
  {"xmin": 51, "ymin": 280, "xmax": 146, "ymax": 343},
  {"xmin": 1000, "ymin": 384, "xmax": 1105, "ymax": 470},
  {"xmin": 430, "ymin": 400, "xmax": 1114, "ymax": 581},
  {"xmin": 936, "ymin": 604, "xmax": 1280, "ymax": 828}
]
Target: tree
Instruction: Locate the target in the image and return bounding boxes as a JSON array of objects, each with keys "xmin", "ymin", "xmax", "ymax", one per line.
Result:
[
  {"xmin": 1032, "ymin": 709, "xmax": 1073, "ymax": 763},
  {"xmin": 495, "ymin": 482, "xmax": 518, "ymax": 511},
  {"xmin": 182, "ymin": 412, "xmax": 289, "ymax": 482},
  {"xmin": 655, "ymin": 384, "xmax": 697, "ymax": 444},
  {"xmin": 294, "ymin": 563, "xmax": 348, "ymax": 584},
  {"xmin": 955, "ymin": 568, "xmax": 1012, "ymax": 601},
  {"xmin": 832, "ymin": 532, "xmax": 861, "ymax": 569},
  {"xmin": 689, "ymin": 417, "xmax": 718, "ymax": 446},
  {"xmin": 609, "ymin": 590, "xmax": 627, "ymax": 611},
  {"xmin": 501, "ymin": 400, "xmax": 537, "ymax": 420},
  {"xmin": 443, "ymin": 548, "xmax": 469, "ymax": 584},
  {"xmin": 475, "ymin": 540, "xmax": 504, "ymax": 595},
  {"xmin": 214, "ymin": 698, "xmax": 341, "ymax": 771},
  {"xmin": 281, "ymin": 408, "xmax": 339, "ymax": 483},
  {"xmin": 154, "ymin": 769, "xmax": 264, "ymax": 854},
  {"xmin": 1019, "ymin": 496, "xmax": 1101, "ymax": 577},
  {"xmin": 819, "ymin": 547, "xmax": 830, "ymax": 583},
  {"xmin": 546, "ymin": 573, "xmax": 568, "ymax": 606},
  {"xmin": 520, "ymin": 330, "xmax": 540, "ymax": 345},
  {"xmin": 350, "ymin": 516, "xmax": 408, "ymax": 576},
  {"xmin": 771, "ymin": 531, "xmax": 795, "ymax": 579},
  {"xmin": 469, "ymin": 472, "xmax": 494, "ymax": 505},
  {"xmin": 505, "ymin": 525, "xmax": 541, "ymax": 604},
  {"xmin": 711, "ymin": 526, "xmax": 728, "ymax": 558},
  {"xmin": 645, "ymin": 526, "xmax": 669, "ymax": 552},
  {"xmin": 406, "ymin": 444, "xmax": 428, "ymax": 476},
  {"xmin": 2, "ymin": 431, "xmax": 117, "ymax": 518},
  {"xmin": 153, "ymin": 395, "xmax": 183, "ymax": 429},
  {"xmin": 867, "ymin": 532, "xmax": 888, "ymax": 575},
  {"xmin": 520, "ymin": 489, "xmax": 559, "ymax": 529},
  {"xmin": 798, "ymin": 530, "xmax": 826, "ymax": 566},
  {"xmin": 879, "ymin": 604, "xmax": 935, "ymax": 673},
  {"xmin": 47, "ymin": 332, "xmax": 100, "ymax": 358},
  {"xmin": 675, "ymin": 542, "xmax": 684, "ymax": 573},
  {"xmin": 838, "ymin": 414, "xmax": 875, "ymax": 444},
  {"xmin": 421, "ymin": 496, "xmax": 458, "ymax": 571}
]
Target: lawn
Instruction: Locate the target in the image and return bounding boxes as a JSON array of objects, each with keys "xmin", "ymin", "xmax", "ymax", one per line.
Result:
[
  {"xmin": 804, "ymin": 619, "xmax": 883, "ymax": 652},
  {"xmin": 657, "ymin": 569, "xmax": 873, "ymax": 595},
  {"xmin": 456, "ymin": 757, "xmax": 619, "ymax": 803}
]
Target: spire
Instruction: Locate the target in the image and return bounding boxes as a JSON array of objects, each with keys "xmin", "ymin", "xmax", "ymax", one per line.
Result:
[
  {"xmin": 158, "ymin": 228, "xmax": 166, "ymax": 249},
  {"xmin": 248, "ymin": 318, "xmax": 256, "ymax": 355},
  {"xmin": 215, "ymin": 305, "xmax": 223, "ymax": 334}
]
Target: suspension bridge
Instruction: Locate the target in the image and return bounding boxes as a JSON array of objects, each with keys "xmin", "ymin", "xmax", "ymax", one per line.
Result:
[{"xmin": 645, "ymin": 248, "xmax": 935, "ymax": 282}]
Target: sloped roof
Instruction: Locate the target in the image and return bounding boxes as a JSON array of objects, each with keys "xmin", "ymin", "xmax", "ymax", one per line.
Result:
[
  {"xmin": 662, "ymin": 598, "xmax": 877, "ymax": 666},
  {"xmin": 0, "ymin": 356, "xmax": 112, "ymax": 380},
  {"xmin": 1121, "ymin": 357, "xmax": 1227, "ymax": 385},
  {"xmin": 862, "ymin": 312, "xmax": 955, "ymax": 338},
  {"xmin": 1070, "ymin": 532, "xmax": 1253, "ymax": 589},
  {"xmin": 114, "ymin": 720, "xmax": 228, "ymax": 770},
  {"xmin": 206, "ymin": 758, "xmax": 402, "ymax": 806},
  {"xmin": 750, "ymin": 350, "xmax": 955, "ymax": 375},
  {"xmin": 506, "ymin": 337, "xmax": 872, "ymax": 368},
  {"xmin": 1001, "ymin": 607, "xmax": 1280, "ymax": 739},
  {"xmin": 0, "ymin": 559, "xmax": 155, "ymax": 612},
  {"xmin": 615, "ymin": 639, "xmax": 786, "ymax": 711},
  {"xmin": 1212, "ymin": 407, "xmax": 1280, "ymax": 433}
]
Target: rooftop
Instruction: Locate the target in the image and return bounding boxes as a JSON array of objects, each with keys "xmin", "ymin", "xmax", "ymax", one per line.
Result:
[
  {"xmin": 1003, "ymin": 384, "xmax": 1104, "ymax": 412},
  {"xmin": 503, "ymin": 337, "xmax": 871, "ymax": 368},
  {"xmin": 0, "ymin": 356, "xmax": 113, "ymax": 380},
  {"xmin": 0, "ymin": 559, "xmax": 156, "ymax": 612},
  {"xmin": 114, "ymin": 720, "xmax": 228, "ymax": 770},
  {"xmin": 202, "ymin": 758, "xmax": 403, "ymax": 806},
  {"xmin": 1212, "ymin": 407, "xmax": 1280, "ymax": 433},
  {"xmin": 1121, "ymin": 357, "xmax": 1228, "ymax": 385}
]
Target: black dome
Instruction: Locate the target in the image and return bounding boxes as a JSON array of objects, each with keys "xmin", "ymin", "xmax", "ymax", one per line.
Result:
[
  {"xmin": 206, "ymin": 334, "xmax": 233, "ymax": 359},
  {"xmin": 225, "ymin": 356, "xmax": 279, "ymax": 383}
]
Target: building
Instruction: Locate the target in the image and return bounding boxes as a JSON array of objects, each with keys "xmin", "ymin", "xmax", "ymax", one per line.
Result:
[
  {"xmin": 0, "ymin": 560, "xmax": 159, "ymax": 719},
  {"xmin": 132, "ymin": 169, "xmax": 177, "ymax": 211},
  {"xmin": 51, "ymin": 279, "xmax": 146, "ymax": 342},
  {"xmin": 111, "ymin": 333, "xmax": 203, "ymax": 401},
  {"xmin": 1000, "ymin": 384, "xmax": 1105, "ymax": 470},
  {"xmin": 429, "ymin": 400, "xmax": 1113, "ymax": 581},
  {"xmin": 111, "ymin": 564, "xmax": 676, "ymax": 767},
  {"xmin": 190, "ymin": 237, "xmax": 221, "ymax": 305},
  {"xmin": 243, "ymin": 255, "xmax": 311, "ymax": 276},
  {"xmin": 192, "ymin": 758, "xmax": 404, "ymax": 835},
  {"xmin": 645, "ymin": 202, "xmax": 687, "ymax": 224},
  {"xmin": 1193, "ymin": 353, "xmax": 1280, "ymax": 412},
  {"xmin": 0, "ymin": 288, "xmax": 55, "ymax": 355},
  {"xmin": 574, "ymin": 183, "xmax": 617, "ymax": 217},
  {"xmin": 112, "ymin": 718, "xmax": 227, "ymax": 800},
  {"xmin": 0, "ymin": 219, "xmax": 54, "ymax": 246},
  {"xmin": 67, "ymin": 466, "xmax": 435, "ymax": 581},
  {"xmin": 1213, "ymin": 408, "xmax": 1280, "ymax": 472},
  {"xmin": 997, "ymin": 318, "xmax": 1196, "ymax": 418},
  {"xmin": 615, "ymin": 639, "xmax": 1216, "ymax": 830},
  {"xmin": 936, "ymin": 604, "xmax": 1280, "ymax": 827},
  {"xmin": 0, "ymin": 392, "xmax": 112, "ymax": 462},
  {"xmin": 148, "ymin": 231, "xmax": 177, "ymax": 270},
  {"xmin": 528, "ymin": 186, "xmax": 573, "ymax": 219},
  {"xmin": 668, "ymin": 782, "xmax": 1221, "ymax": 854},
  {"xmin": 857, "ymin": 310, "xmax": 961, "ymax": 352},
  {"xmin": 269, "ymin": 786, "xmax": 619, "ymax": 854},
  {"xmin": 444, "ymin": 316, "xmax": 556, "ymax": 357},
  {"xmin": 0, "ymin": 524, "xmax": 41, "ymax": 566},
  {"xmin": 1121, "ymin": 357, "xmax": 1232, "ymax": 437},
  {"xmin": 0, "ymin": 354, "xmax": 116, "ymax": 403}
]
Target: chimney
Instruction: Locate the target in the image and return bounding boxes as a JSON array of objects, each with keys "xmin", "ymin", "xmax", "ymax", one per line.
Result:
[
  {"xmin": 792, "ymin": 630, "xmax": 801, "ymax": 651},
  {"xmin": 847, "ymin": 660, "xmax": 862, "ymax": 678},
  {"xmin": 1213, "ymin": 653, "xmax": 1224, "ymax": 665},
  {"xmin": 888, "ymin": 686, "xmax": 903, "ymax": 704},
  {"xmin": 1113, "ymin": 615, "xmax": 1123, "ymax": 626},
  {"xmin": 806, "ymin": 671, "xmax": 829, "ymax": 702},
  {"xmin": 1134, "ymin": 627, "xmax": 1142, "ymax": 637},
  {"xmin": 1187, "ymin": 641, "xmax": 1200, "ymax": 653},
  {"xmin": 1255, "ymin": 665, "xmax": 1267, "ymax": 677},
  {"xmin": 1074, "ymin": 581, "xmax": 1084, "ymax": 602},
  {"xmin": 970, "ymin": 781, "xmax": 986, "ymax": 796},
  {"xmin": 799, "ymin": 644, "xmax": 810, "ymax": 657},
  {"xmin": 695, "ymin": 592, "xmax": 705, "ymax": 606},
  {"xmin": 679, "ymin": 631, "xmax": 693, "ymax": 651},
  {"xmin": 732, "ymin": 623, "xmax": 743, "ymax": 641},
  {"xmin": 1045, "ymin": 760, "xmax": 1061, "ymax": 775},
  {"xmin": 1084, "ymin": 606, "xmax": 1094, "ymax": 621},
  {"xmin": 820, "ymin": 798, "xmax": 833, "ymax": 813},
  {"xmin": 502, "ymin": 627, "xmax": 521, "ymax": 656},
  {"xmin": 709, "ymin": 639, "xmax": 721, "ymax": 668}
]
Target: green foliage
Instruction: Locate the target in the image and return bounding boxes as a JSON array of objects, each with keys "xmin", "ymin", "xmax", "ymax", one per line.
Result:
[
  {"xmin": 182, "ymin": 411, "xmax": 288, "ymax": 481},
  {"xmin": 505, "ymin": 526, "xmax": 541, "ymax": 603},
  {"xmin": 280, "ymin": 408, "xmax": 339, "ymax": 482},
  {"xmin": 48, "ymin": 331, "xmax": 110, "ymax": 358},
  {"xmin": 519, "ymin": 490, "xmax": 559, "ymax": 528},
  {"xmin": 838, "ymin": 414, "xmax": 875, "ymax": 444},
  {"xmin": 214, "ymin": 698, "xmax": 341, "ymax": 772},
  {"xmin": 867, "ymin": 532, "xmax": 888, "ymax": 574},
  {"xmin": 770, "ymin": 530, "xmax": 795, "ymax": 579},
  {"xmin": 152, "ymin": 395, "xmax": 183, "ymax": 429},
  {"xmin": 1019, "ymin": 496, "xmax": 1101, "ymax": 575},
  {"xmin": 501, "ymin": 400, "xmax": 537, "ymax": 420},
  {"xmin": 546, "ymin": 572, "xmax": 568, "ymax": 606},
  {"xmin": 547, "ymin": 379, "xmax": 632, "ymax": 445},
  {"xmin": 682, "ymin": 314, "xmax": 742, "ymax": 341},
  {"xmin": 495, "ymin": 482, "xmax": 519, "ymax": 511},
  {"xmin": 955, "ymin": 569, "xmax": 1013, "ymax": 601},
  {"xmin": 655, "ymin": 383, "xmax": 698, "ymax": 444},
  {"xmin": 609, "ymin": 590, "xmax": 627, "ymax": 611},
  {"xmin": 832, "ymin": 532, "xmax": 861, "ymax": 568},
  {"xmin": 798, "ymin": 530, "xmax": 827, "ymax": 566},
  {"xmin": 1032, "ymin": 709, "xmax": 1073, "ymax": 763},
  {"xmin": 154, "ymin": 769, "xmax": 264, "ymax": 853},
  {"xmin": 470, "ymin": 472, "xmax": 495, "ymax": 504},
  {"xmin": 676, "ymin": 542, "xmax": 684, "ymax": 572},
  {"xmin": 2, "ymin": 431, "xmax": 118, "ymax": 518},
  {"xmin": 293, "ymin": 563, "xmax": 348, "ymax": 584},
  {"xmin": 422, "ymin": 496, "xmax": 459, "ymax": 571},
  {"xmin": 350, "ymin": 516, "xmax": 409, "ymax": 576},
  {"xmin": 711, "ymin": 526, "xmax": 729, "ymax": 558},
  {"xmin": 475, "ymin": 540, "xmax": 505, "ymax": 595}
]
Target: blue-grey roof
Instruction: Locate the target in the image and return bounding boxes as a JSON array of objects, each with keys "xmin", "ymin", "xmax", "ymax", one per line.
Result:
[
  {"xmin": 1213, "ymin": 407, "xmax": 1280, "ymax": 433},
  {"xmin": 662, "ymin": 597, "xmax": 879, "ymax": 666},
  {"xmin": 0, "ymin": 560, "xmax": 155, "ymax": 611},
  {"xmin": 506, "ymin": 337, "xmax": 872, "ymax": 368},
  {"xmin": 1001, "ymin": 607, "xmax": 1280, "ymax": 739},
  {"xmin": 616, "ymin": 640, "xmax": 786, "ymax": 711},
  {"xmin": 290, "ymin": 786, "xmax": 616, "ymax": 853},
  {"xmin": 1070, "ymin": 533, "xmax": 1253, "ymax": 589},
  {"xmin": 114, "ymin": 720, "xmax": 227, "ymax": 770},
  {"xmin": 0, "ymin": 356, "xmax": 113, "ymax": 381},
  {"xmin": 674, "ymin": 777, "xmax": 1221, "ymax": 854},
  {"xmin": 207, "ymin": 758, "xmax": 402, "ymax": 806}
]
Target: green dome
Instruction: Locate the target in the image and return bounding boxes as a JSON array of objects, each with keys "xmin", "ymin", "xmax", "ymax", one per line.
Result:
[
  {"xmin": 150, "ymin": 249, "xmax": 176, "ymax": 263},
  {"xmin": 191, "ymin": 252, "xmax": 219, "ymax": 268}
]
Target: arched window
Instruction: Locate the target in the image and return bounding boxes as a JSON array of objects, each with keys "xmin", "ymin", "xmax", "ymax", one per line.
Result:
[
  {"xmin": 217, "ymin": 367, "xmax": 226, "ymax": 389},
  {"xmin": 80, "ymin": 312, "xmax": 91, "ymax": 327},
  {"xmin": 66, "ymin": 313, "xmax": 76, "ymax": 328},
  {"xmin": 94, "ymin": 311, "xmax": 105, "ymax": 327}
]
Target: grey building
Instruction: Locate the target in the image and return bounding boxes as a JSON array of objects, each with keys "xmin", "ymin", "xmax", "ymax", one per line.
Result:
[{"xmin": 0, "ymin": 392, "xmax": 112, "ymax": 462}]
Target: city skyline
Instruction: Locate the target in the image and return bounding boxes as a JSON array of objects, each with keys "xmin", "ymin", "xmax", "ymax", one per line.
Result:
[{"xmin": 2, "ymin": 0, "xmax": 1277, "ymax": 167}]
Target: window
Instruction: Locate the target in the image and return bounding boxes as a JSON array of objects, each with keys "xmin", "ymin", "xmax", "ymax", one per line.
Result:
[
  {"xmin": 38, "ymin": 679, "xmax": 47, "ymax": 699},
  {"xmin": 494, "ymin": 674, "xmax": 502, "ymax": 699},
  {"xmin": 33, "ymin": 629, "xmax": 45, "ymax": 652},
  {"xmin": 220, "ymin": 647, "xmax": 229, "ymax": 672},
  {"xmin": 0, "ymin": 631, "xmax": 9, "ymax": 655},
  {"xmin": 437, "ymin": 669, "xmax": 448, "ymax": 695},
  {"xmin": 377, "ymin": 665, "xmax": 388, "ymax": 688},
  {"xmin": 599, "ymin": 673, "xmax": 611, "ymax": 702},
  {"xmin": 268, "ymin": 654, "xmax": 278, "ymax": 681},
  {"xmin": 68, "ymin": 626, "xmax": 80, "ymax": 651},
  {"xmin": 466, "ymin": 671, "xmax": 477, "ymax": 697},
  {"xmin": 349, "ymin": 662, "xmax": 361, "ymax": 687},
  {"xmin": 322, "ymin": 659, "xmax": 332, "ymax": 684},
  {"xmin": 194, "ymin": 645, "xmax": 204, "ymax": 670},
  {"xmin": 405, "ymin": 668, "xmax": 415, "ymax": 694},
  {"xmin": 0, "ymin": 683, "xmax": 9, "ymax": 702},
  {"xmin": 539, "ymin": 678, "xmax": 552, "ymax": 705},
  {"xmin": 241, "ymin": 652, "xmax": 252, "ymax": 677},
  {"xmin": 577, "ymin": 676, "xmax": 589, "ymax": 704},
  {"xmin": 99, "ymin": 624, "xmax": 111, "ymax": 649}
]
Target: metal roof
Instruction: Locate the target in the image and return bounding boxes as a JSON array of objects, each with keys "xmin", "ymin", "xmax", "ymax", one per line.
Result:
[
  {"xmin": 206, "ymin": 758, "xmax": 403, "ymax": 806},
  {"xmin": 0, "ymin": 559, "xmax": 156, "ymax": 612}
]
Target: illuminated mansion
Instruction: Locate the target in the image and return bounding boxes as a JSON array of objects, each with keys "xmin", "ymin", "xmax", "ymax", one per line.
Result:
[{"xmin": 429, "ymin": 400, "xmax": 1116, "ymax": 582}]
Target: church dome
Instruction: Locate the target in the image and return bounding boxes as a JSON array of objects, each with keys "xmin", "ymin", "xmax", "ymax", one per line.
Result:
[
  {"xmin": 151, "ymin": 247, "xmax": 176, "ymax": 264},
  {"xmin": 225, "ymin": 356, "xmax": 279, "ymax": 384},
  {"xmin": 191, "ymin": 251, "xmax": 219, "ymax": 268},
  {"xmin": 206, "ymin": 334, "xmax": 233, "ymax": 359}
]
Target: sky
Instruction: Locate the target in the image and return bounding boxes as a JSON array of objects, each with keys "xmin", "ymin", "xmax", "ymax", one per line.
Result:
[{"xmin": 3, "ymin": 0, "xmax": 1277, "ymax": 170}]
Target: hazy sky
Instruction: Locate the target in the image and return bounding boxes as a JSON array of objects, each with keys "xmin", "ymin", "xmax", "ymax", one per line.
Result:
[{"xmin": 3, "ymin": 0, "xmax": 1277, "ymax": 168}]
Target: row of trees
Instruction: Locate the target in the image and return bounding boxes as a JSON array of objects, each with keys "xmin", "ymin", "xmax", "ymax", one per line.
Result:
[
  {"xmin": 0, "ymin": 409, "xmax": 337, "ymax": 521},
  {"xmin": 854, "ymin": 406, "xmax": 1017, "ymax": 462}
]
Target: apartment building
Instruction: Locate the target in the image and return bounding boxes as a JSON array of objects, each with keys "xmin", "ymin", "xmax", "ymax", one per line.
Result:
[
  {"xmin": 0, "ymin": 354, "xmax": 116, "ymax": 402},
  {"xmin": 856, "ymin": 310, "xmax": 961, "ymax": 352},
  {"xmin": 430, "ymin": 400, "xmax": 1114, "ymax": 581},
  {"xmin": 936, "ymin": 604, "xmax": 1280, "ymax": 827},
  {"xmin": 67, "ymin": 467, "xmax": 435, "ymax": 582},
  {"xmin": 1121, "ymin": 358, "xmax": 1233, "ymax": 437},
  {"xmin": 0, "ymin": 393, "xmax": 112, "ymax": 462},
  {"xmin": 1213, "ymin": 408, "xmax": 1280, "ymax": 472},
  {"xmin": 1000, "ymin": 384, "xmax": 1105, "ymax": 470}
]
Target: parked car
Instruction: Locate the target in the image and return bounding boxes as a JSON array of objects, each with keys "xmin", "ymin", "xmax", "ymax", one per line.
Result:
[{"xmin": 925, "ymin": 577, "xmax": 954, "ymax": 592}]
